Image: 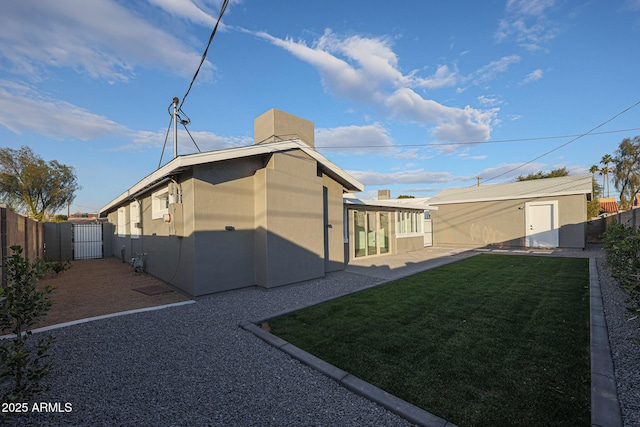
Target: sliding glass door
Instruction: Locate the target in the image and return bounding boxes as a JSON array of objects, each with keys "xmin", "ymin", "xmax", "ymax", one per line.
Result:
[{"xmin": 354, "ymin": 210, "xmax": 391, "ymax": 258}]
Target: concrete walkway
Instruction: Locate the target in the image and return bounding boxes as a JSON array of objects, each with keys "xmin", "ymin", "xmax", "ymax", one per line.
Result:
[{"xmin": 344, "ymin": 244, "xmax": 600, "ymax": 281}]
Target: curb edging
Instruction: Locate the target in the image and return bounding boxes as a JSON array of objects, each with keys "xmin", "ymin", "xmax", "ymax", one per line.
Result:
[
  {"xmin": 590, "ymin": 258, "xmax": 623, "ymax": 427},
  {"xmin": 240, "ymin": 321, "xmax": 455, "ymax": 427}
]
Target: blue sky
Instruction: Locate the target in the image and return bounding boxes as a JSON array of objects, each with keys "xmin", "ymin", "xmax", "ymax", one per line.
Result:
[{"xmin": 1, "ymin": 0, "xmax": 639, "ymax": 214}]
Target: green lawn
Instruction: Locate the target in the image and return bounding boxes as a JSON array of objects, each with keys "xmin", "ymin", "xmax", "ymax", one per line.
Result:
[{"xmin": 267, "ymin": 254, "xmax": 590, "ymax": 427}]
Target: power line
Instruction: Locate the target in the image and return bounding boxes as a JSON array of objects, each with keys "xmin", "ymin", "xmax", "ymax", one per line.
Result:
[
  {"xmin": 479, "ymin": 100, "xmax": 640, "ymax": 184},
  {"xmin": 179, "ymin": 0, "xmax": 229, "ymax": 111},
  {"xmin": 314, "ymin": 127, "xmax": 640, "ymax": 150}
]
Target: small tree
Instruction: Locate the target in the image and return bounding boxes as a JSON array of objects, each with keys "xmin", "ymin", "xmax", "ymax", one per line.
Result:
[
  {"xmin": 0, "ymin": 146, "xmax": 80, "ymax": 221},
  {"xmin": 0, "ymin": 246, "xmax": 55, "ymax": 404},
  {"xmin": 613, "ymin": 136, "xmax": 640, "ymax": 210},
  {"xmin": 600, "ymin": 154, "xmax": 614, "ymax": 198},
  {"xmin": 587, "ymin": 177, "xmax": 603, "ymax": 219},
  {"xmin": 516, "ymin": 167, "xmax": 569, "ymax": 181}
]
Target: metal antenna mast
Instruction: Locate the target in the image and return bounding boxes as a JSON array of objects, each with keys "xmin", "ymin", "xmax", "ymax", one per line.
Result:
[{"xmin": 172, "ymin": 96, "xmax": 179, "ymax": 159}]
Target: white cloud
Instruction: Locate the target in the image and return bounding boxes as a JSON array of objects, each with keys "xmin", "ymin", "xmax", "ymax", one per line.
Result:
[
  {"xmin": 401, "ymin": 187, "xmax": 443, "ymax": 194},
  {"xmin": 385, "ymin": 88, "xmax": 498, "ymax": 142},
  {"xmin": 477, "ymin": 162, "xmax": 545, "ymax": 182},
  {"xmin": 0, "ymin": 81, "xmax": 128, "ymax": 140},
  {"xmin": 522, "ymin": 69, "xmax": 544, "ymax": 84},
  {"xmin": 315, "ymin": 123, "xmax": 394, "ymax": 155},
  {"xmin": 394, "ymin": 148, "xmax": 420, "ymax": 159},
  {"xmin": 477, "ymin": 95, "xmax": 503, "ymax": 107},
  {"xmin": 347, "ymin": 168, "xmax": 460, "ymax": 185},
  {"xmin": 414, "ymin": 65, "xmax": 459, "ymax": 90},
  {"xmin": 146, "ymin": 0, "xmax": 243, "ymax": 28},
  {"xmin": 459, "ymin": 149, "xmax": 488, "ymax": 161},
  {"xmin": 0, "ymin": 79, "xmax": 250, "ymax": 153},
  {"xmin": 255, "ymin": 29, "xmax": 497, "ymax": 144},
  {"xmin": 147, "ymin": 0, "xmax": 217, "ymax": 26},
  {"xmin": 0, "ymin": 0, "xmax": 213, "ymax": 82},
  {"xmin": 473, "ymin": 55, "xmax": 521, "ymax": 84},
  {"xmin": 124, "ymin": 128, "xmax": 251, "ymax": 153},
  {"xmin": 506, "ymin": 0, "xmax": 556, "ymax": 16},
  {"xmin": 496, "ymin": 0, "xmax": 558, "ymax": 51}
]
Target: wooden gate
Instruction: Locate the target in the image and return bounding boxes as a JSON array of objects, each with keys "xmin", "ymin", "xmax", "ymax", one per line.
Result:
[{"xmin": 73, "ymin": 224, "xmax": 103, "ymax": 260}]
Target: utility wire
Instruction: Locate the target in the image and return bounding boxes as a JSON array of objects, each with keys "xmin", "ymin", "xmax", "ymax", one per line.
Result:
[
  {"xmin": 478, "ymin": 100, "xmax": 640, "ymax": 184},
  {"xmin": 314, "ymin": 127, "xmax": 640, "ymax": 150},
  {"xmin": 179, "ymin": 0, "xmax": 229, "ymax": 111}
]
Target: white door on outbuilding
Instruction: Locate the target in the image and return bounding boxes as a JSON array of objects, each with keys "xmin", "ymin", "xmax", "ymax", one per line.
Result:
[{"xmin": 525, "ymin": 201, "xmax": 559, "ymax": 248}]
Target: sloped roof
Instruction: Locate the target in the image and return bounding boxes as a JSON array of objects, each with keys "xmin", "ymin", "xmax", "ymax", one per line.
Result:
[
  {"xmin": 100, "ymin": 140, "xmax": 363, "ymax": 215},
  {"xmin": 599, "ymin": 198, "xmax": 619, "ymax": 213},
  {"xmin": 343, "ymin": 195, "xmax": 435, "ymax": 211},
  {"xmin": 429, "ymin": 174, "xmax": 593, "ymax": 205}
]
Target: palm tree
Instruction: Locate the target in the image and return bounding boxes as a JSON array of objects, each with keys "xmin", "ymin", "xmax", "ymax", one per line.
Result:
[
  {"xmin": 590, "ymin": 165, "xmax": 601, "ymax": 198},
  {"xmin": 599, "ymin": 166, "xmax": 609, "ymax": 198},
  {"xmin": 601, "ymin": 154, "xmax": 614, "ymax": 197}
]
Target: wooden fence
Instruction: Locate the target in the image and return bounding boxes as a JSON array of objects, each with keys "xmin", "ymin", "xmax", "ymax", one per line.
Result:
[{"xmin": 1, "ymin": 204, "xmax": 45, "ymax": 287}]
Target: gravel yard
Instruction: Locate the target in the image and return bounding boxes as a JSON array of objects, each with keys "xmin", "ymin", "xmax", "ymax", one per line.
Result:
[
  {"xmin": 598, "ymin": 258, "xmax": 640, "ymax": 427},
  {"xmin": 4, "ymin": 271, "xmax": 412, "ymax": 427},
  {"xmin": 1, "ymin": 248, "xmax": 638, "ymax": 426}
]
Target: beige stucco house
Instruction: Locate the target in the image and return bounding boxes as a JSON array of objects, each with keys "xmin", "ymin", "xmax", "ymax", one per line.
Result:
[
  {"xmin": 343, "ymin": 191, "xmax": 429, "ymax": 262},
  {"xmin": 99, "ymin": 109, "xmax": 363, "ymax": 297},
  {"xmin": 428, "ymin": 174, "xmax": 593, "ymax": 249}
]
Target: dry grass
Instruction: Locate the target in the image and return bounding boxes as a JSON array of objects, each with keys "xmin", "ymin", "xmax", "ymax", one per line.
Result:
[{"xmin": 34, "ymin": 257, "xmax": 190, "ymax": 329}]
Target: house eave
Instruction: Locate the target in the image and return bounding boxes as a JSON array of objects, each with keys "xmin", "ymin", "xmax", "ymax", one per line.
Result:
[
  {"xmin": 99, "ymin": 140, "xmax": 363, "ymax": 216},
  {"xmin": 429, "ymin": 190, "xmax": 592, "ymax": 206}
]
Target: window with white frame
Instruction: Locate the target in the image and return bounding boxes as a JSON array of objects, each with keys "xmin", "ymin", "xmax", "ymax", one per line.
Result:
[
  {"xmin": 130, "ymin": 200, "xmax": 141, "ymax": 239},
  {"xmin": 396, "ymin": 211, "xmax": 423, "ymax": 236},
  {"xmin": 152, "ymin": 188, "xmax": 170, "ymax": 219},
  {"xmin": 117, "ymin": 207, "xmax": 127, "ymax": 237}
]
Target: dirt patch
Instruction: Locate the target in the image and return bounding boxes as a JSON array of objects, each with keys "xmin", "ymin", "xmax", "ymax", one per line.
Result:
[{"xmin": 33, "ymin": 257, "xmax": 190, "ymax": 329}]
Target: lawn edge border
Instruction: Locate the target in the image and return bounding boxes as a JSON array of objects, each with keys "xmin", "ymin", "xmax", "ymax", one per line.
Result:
[
  {"xmin": 239, "ymin": 320, "xmax": 455, "ymax": 427},
  {"xmin": 590, "ymin": 258, "xmax": 623, "ymax": 427},
  {"xmin": 242, "ymin": 254, "xmax": 615, "ymax": 427},
  {"xmin": 0, "ymin": 300, "xmax": 196, "ymax": 339}
]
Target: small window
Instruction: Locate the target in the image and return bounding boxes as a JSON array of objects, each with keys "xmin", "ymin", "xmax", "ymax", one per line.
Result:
[
  {"xmin": 396, "ymin": 210, "xmax": 423, "ymax": 237},
  {"xmin": 130, "ymin": 201, "xmax": 141, "ymax": 239},
  {"xmin": 152, "ymin": 188, "xmax": 170, "ymax": 219},
  {"xmin": 117, "ymin": 207, "xmax": 127, "ymax": 237}
]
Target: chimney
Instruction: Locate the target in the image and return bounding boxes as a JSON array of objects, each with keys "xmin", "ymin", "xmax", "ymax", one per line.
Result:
[
  {"xmin": 378, "ymin": 189, "xmax": 390, "ymax": 200},
  {"xmin": 253, "ymin": 108, "xmax": 315, "ymax": 147}
]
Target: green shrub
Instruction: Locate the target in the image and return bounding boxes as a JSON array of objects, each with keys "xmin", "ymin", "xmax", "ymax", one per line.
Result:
[
  {"xmin": 602, "ymin": 222, "xmax": 640, "ymax": 316},
  {"xmin": 0, "ymin": 246, "xmax": 55, "ymax": 404},
  {"xmin": 46, "ymin": 259, "xmax": 71, "ymax": 276}
]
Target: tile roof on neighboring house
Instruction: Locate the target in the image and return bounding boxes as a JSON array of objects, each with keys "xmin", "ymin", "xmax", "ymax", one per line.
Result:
[
  {"xmin": 100, "ymin": 140, "xmax": 363, "ymax": 215},
  {"xmin": 599, "ymin": 197, "xmax": 619, "ymax": 213},
  {"xmin": 429, "ymin": 174, "xmax": 593, "ymax": 205}
]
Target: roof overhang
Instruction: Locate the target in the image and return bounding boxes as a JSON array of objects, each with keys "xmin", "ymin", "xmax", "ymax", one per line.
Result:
[
  {"xmin": 429, "ymin": 175, "xmax": 593, "ymax": 206},
  {"xmin": 99, "ymin": 140, "xmax": 363, "ymax": 216},
  {"xmin": 343, "ymin": 196, "xmax": 435, "ymax": 211}
]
